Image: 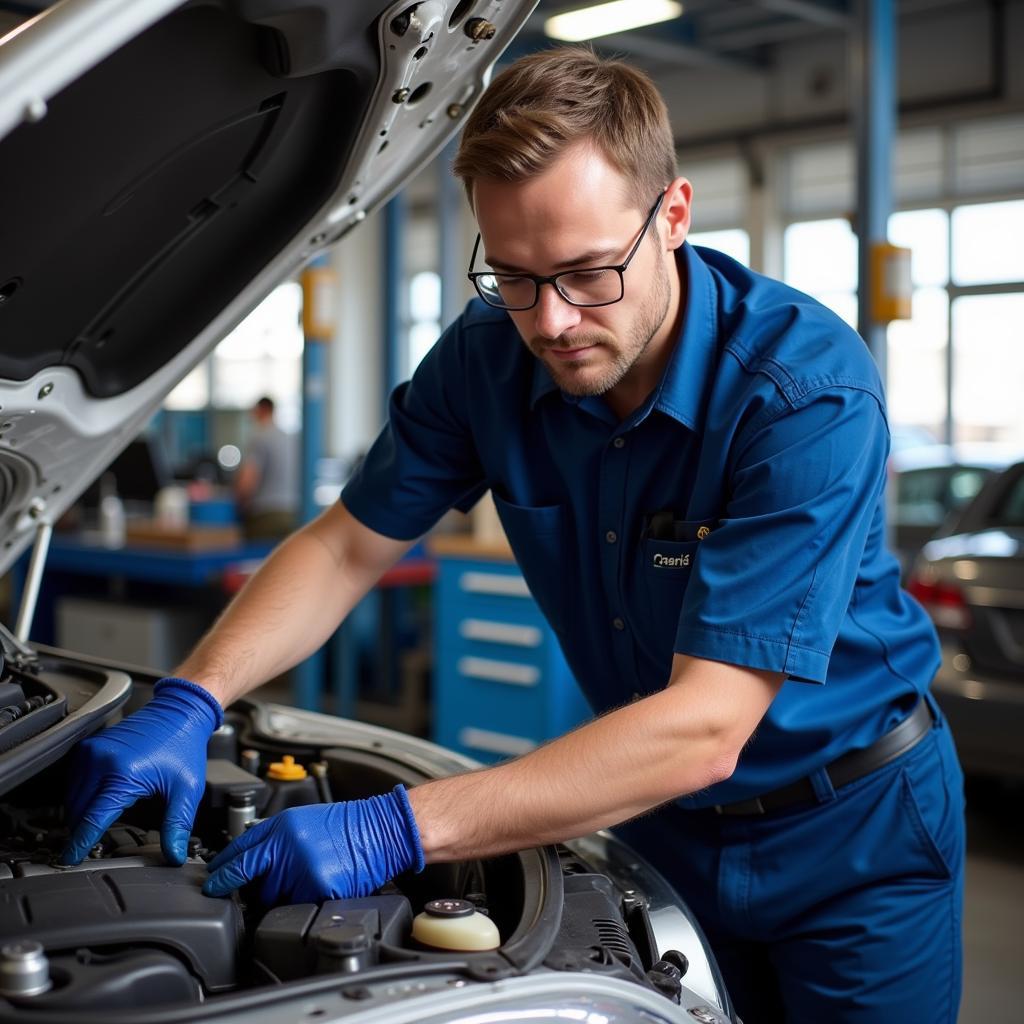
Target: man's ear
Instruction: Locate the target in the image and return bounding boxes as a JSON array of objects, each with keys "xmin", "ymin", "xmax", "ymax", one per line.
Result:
[{"xmin": 661, "ymin": 177, "xmax": 692, "ymax": 250}]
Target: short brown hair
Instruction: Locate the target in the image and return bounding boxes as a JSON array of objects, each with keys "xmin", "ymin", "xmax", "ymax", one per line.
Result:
[{"xmin": 453, "ymin": 46, "xmax": 676, "ymax": 211}]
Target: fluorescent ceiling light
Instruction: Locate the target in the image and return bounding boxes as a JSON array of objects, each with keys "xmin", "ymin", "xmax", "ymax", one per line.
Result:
[{"xmin": 544, "ymin": 0, "xmax": 683, "ymax": 42}]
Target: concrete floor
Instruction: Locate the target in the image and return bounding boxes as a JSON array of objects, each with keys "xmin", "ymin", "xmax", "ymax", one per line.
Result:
[{"xmin": 961, "ymin": 778, "xmax": 1024, "ymax": 1023}]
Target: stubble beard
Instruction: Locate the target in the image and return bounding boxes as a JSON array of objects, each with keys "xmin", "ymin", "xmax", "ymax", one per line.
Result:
[{"xmin": 531, "ymin": 257, "xmax": 672, "ymax": 398}]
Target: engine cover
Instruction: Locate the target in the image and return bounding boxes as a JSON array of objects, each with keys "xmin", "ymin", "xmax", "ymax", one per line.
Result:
[{"xmin": 0, "ymin": 865, "xmax": 243, "ymax": 991}]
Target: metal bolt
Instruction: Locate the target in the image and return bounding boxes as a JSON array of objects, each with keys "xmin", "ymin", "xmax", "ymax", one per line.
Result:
[
  {"xmin": 447, "ymin": 103, "xmax": 464, "ymax": 119},
  {"xmin": 37, "ymin": 383, "xmax": 53, "ymax": 400},
  {"xmin": 28, "ymin": 499, "xmax": 45, "ymax": 520},
  {"xmin": 465, "ymin": 18, "xmax": 497, "ymax": 41},
  {"xmin": 0, "ymin": 940, "xmax": 50, "ymax": 996},
  {"xmin": 392, "ymin": 87, "xmax": 411, "ymax": 103},
  {"xmin": 23, "ymin": 98, "xmax": 47, "ymax": 123}
]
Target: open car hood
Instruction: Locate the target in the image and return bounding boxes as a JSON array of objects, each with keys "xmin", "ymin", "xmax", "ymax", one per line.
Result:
[{"xmin": 0, "ymin": 0, "xmax": 535, "ymax": 576}]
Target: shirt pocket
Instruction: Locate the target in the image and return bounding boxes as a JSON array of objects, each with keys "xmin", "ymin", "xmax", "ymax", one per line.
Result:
[
  {"xmin": 492, "ymin": 494, "xmax": 568, "ymax": 636},
  {"xmin": 636, "ymin": 519, "xmax": 714, "ymax": 655},
  {"xmin": 643, "ymin": 537, "xmax": 699, "ymax": 579}
]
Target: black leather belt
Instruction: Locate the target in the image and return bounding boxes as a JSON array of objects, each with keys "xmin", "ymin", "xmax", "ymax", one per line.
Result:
[{"xmin": 713, "ymin": 699, "xmax": 935, "ymax": 817}]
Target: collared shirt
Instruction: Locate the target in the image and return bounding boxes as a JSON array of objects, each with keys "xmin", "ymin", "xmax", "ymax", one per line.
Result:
[{"xmin": 342, "ymin": 244, "xmax": 941, "ymax": 807}]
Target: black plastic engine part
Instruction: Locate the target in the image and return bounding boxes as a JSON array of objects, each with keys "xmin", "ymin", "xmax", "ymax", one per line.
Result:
[
  {"xmin": 0, "ymin": 672, "xmax": 66, "ymax": 757},
  {"xmin": 0, "ymin": 684, "xmax": 25, "ymax": 710},
  {"xmin": 261, "ymin": 774, "xmax": 320, "ymax": 817},
  {"xmin": 10, "ymin": 949, "xmax": 201, "ymax": 1009},
  {"xmin": 0, "ymin": 865, "xmax": 243, "ymax": 991},
  {"xmin": 254, "ymin": 894, "xmax": 412, "ymax": 982},
  {"xmin": 544, "ymin": 873, "xmax": 647, "ymax": 983},
  {"xmin": 204, "ymin": 758, "xmax": 269, "ymax": 810}
]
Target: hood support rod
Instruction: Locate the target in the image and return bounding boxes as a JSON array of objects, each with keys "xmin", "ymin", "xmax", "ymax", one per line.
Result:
[{"xmin": 15, "ymin": 518, "xmax": 53, "ymax": 644}]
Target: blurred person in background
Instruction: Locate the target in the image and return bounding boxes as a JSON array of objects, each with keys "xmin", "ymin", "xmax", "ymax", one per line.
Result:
[{"xmin": 234, "ymin": 396, "xmax": 298, "ymax": 540}]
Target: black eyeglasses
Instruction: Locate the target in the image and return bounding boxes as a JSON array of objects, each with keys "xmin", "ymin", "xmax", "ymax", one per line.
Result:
[{"xmin": 467, "ymin": 192, "xmax": 665, "ymax": 312}]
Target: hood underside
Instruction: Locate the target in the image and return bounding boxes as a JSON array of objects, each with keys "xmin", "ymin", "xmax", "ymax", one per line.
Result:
[{"xmin": 0, "ymin": 0, "xmax": 536, "ymax": 575}]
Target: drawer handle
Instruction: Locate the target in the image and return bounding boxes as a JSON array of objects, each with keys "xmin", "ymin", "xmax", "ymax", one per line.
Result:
[
  {"xmin": 456, "ymin": 656, "xmax": 540, "ymax": 687},
  {"xmin": 459, "ymin": 620, "xmax": 543, "ymax": 647},
  {"xmin": 458, "ymin": 727, "xmax": 537, "ymax": 757},
  {"xmin": 459, "ymin": 571, "xmax": 531, "ymax": 598}
]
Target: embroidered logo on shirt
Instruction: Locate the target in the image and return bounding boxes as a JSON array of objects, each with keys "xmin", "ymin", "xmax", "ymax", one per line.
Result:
[
  {"xmin": 697, "ymin": 526, "xmax": 711, "ymax": 540},
  {"xmin": 653, "ymin": 552, "xmax": 691, "ymax": 568}
]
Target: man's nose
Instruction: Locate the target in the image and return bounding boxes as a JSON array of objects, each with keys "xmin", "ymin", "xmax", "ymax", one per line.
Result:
[{"xmin": 533, "ymin": 282, "xmax": 582, "ymax": 340}]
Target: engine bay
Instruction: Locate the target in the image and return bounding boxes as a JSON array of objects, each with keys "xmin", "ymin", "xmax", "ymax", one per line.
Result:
[{"xmin": 0, "ymin": 651, "xmax": 706, "ymax": 1020}]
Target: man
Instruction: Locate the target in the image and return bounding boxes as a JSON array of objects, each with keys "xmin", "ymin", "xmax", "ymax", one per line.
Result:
[
  {"xmin": 63, "ymin": 48, "xmax": 964, "ymax": 1023},
  {"xmin": 234, "ymin": 395, "xmax": 298, "ymax": 540}
]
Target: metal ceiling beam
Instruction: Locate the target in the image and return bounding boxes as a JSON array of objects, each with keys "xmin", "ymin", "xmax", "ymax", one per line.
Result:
[
  {"xmin": 524, "ymin": 9, "xmax": 760, "ymax": 73},
  {"xmin": 747, "ymin": 0, "xmax": 853, "ymax": 29},
  {"xmin": 595, "ymin": 31, "xmax": 762, "ymax": 73},
  {"xmin": 703, "ymin": 17, "xmax": 827, "ymax": 50}
]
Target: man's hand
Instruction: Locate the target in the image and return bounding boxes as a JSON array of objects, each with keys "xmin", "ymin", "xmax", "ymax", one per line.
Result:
[
  {"xmin": 202, "ymin": 785, "xmax": 424, "ymax": 906},
  {"xmin": 61, "ymin": 678, "xmax": 222, "ymax": 866}
]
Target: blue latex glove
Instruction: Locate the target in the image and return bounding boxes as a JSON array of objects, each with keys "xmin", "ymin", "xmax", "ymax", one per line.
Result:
[
  {"xmin": 62, "ymin": 677, "xmax": 223, "ymax": 867},
  {"xmin": 202, "ymin": 785, "xmax": 424, "ymax": 905}
]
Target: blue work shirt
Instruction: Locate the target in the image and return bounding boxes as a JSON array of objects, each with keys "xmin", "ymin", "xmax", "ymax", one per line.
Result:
[{"xmin": 342, "ymin": 243, "xmax": 941, "ymax": 807}]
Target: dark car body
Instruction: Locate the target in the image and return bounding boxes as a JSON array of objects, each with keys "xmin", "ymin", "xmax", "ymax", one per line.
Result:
[
  {"xmin": 889, "ymin": 443, "xmax": 1019, "ymax": 576},
  {"xmin": 908, "ymin": 461, "xmax": 1024, "ymax": 778}
]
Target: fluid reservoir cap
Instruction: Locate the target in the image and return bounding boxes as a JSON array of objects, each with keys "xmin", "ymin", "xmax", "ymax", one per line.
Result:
[
  {"xmin": 317, "ymin": 925, "xmax": 370, "ymax": 955},
  {"xmin": 266, "ymin": 755, "xmax": 307, "ymax": 781},
  {"xmin": 423, "ymin": 898, "xmax": 474, "ymax": 918},
  {"xmin": 412, "ymin": 900, "xmax": 500, "ymax": 951}
]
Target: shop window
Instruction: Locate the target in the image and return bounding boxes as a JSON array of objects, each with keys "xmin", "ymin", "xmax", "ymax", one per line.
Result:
[
  {"xmin": 951, "ymin": 293, "xmax": 1024, "ymax": 446},
  {"xmin": 886, "ymin": 209, "xmax": 950, "ymax": 442},
  {"xmin": 951, "ymin": 199, "xmax": 1024, "ymax": 286},
  {"xmin": 408, "ymin": 270, "xmax": 441, "ymax": 376},
  {"xmin": 688, "ymin": 229, "xmax": 750, "ymax": 266},
  {"xmin": 164, "ymin": 283, "xmax": 303, "ymax": 432},
  {"xmin": 782, "ymin": 218, "xmax": 857, "ymax": 326}
]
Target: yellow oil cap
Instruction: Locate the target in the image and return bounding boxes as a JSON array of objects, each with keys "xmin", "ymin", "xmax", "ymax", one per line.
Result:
[{"xmin": 266, "ymin": 755, "xmax": 308, "ymax": 781}]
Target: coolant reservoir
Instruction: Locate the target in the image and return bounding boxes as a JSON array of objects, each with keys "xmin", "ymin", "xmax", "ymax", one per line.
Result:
[{"xmin": 411, "ymin": 899, "xmax": 500, "ymax": 952}]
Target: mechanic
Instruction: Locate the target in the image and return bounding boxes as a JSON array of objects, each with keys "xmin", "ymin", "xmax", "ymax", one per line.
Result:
[
  {"xmin": 234, "ymin": 395, "xmax": 299, "ymax": 540},
  {"xmin": 62, "ymin": 47, "xmax": 965, "ymax": 1024}
]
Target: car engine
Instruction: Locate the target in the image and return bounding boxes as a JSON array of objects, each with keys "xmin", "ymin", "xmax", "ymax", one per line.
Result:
[{"xmin": 0, "ymin": 648, "xmax": 733, "ymax": 1023}]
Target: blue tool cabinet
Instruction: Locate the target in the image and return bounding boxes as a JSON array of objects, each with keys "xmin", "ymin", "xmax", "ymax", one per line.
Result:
[{"xmin": 430, "ymin": 537, "xmax": 592, "ymax": 763}]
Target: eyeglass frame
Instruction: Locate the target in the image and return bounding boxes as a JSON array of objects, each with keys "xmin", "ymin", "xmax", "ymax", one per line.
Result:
[{"xmin": 466, "ymin": 191, "xmax": 666, "ymax": 311}]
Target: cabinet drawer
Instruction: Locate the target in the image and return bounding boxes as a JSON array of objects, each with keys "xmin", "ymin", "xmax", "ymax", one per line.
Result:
[
  {"xmin": 455, "ymin": 655, "xmax": 540, "ymax": 687},
  {"xmin": 456, "ymin": 569, "xmax": 532, "ymax": 598},
  {"xmin": 458, "ymin": 618, "xmax": 544, "ymax": 649},
  {"xmin": 437, "ymin": 668, "xmax": 547, "ymax": 740},
  {"xmin": 439, "ymin": 562, "xmax": 547, "ymax": 627}
]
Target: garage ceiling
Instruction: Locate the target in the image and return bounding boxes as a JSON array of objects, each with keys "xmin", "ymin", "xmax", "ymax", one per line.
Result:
[{"xmin": 516, "ymin": 0, "xmax": 981, "ymax": 73}]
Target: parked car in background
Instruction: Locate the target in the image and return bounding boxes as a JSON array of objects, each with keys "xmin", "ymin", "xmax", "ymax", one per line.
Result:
[
  {"xmin": 889, "ymin": 443, "xmax": 1020, "ymax": 576},
  {"xmin": 908, "ymin": 461, "xmax": 1024, "ymax": 779}
]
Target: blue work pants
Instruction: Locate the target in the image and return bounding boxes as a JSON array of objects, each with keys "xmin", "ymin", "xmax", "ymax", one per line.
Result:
[{"xmin": 617, "ymin": 710, "xmax": 965, "ymax": 1023}]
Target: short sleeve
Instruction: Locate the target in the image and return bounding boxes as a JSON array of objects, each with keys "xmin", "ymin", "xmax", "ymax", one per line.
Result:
[
  {"xmin": 674, "ymin": 386, "xmax": 889, "ymax": 683},
  {"xmin": 341, "ymin": 321, "xmax": 487, "ymax": 540}
]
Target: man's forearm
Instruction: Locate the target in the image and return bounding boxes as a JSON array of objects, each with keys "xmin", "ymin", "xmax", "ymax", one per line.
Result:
[
  {"xmin": 409, "ymin": 658, "xmax": 782, "ymax": 862},
  {"xmin": 176, "ymin": 504, "xmax": 411, "ymax": 707}
]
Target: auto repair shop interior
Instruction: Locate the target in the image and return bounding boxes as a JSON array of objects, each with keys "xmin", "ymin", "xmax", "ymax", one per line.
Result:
[{"xmin": 0, "ymin": 2, "xmax": 1021, "ymax": 1023}]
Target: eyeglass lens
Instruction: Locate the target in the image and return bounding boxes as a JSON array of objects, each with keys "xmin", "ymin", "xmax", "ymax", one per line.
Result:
[{"xmin": 476, "ymin": 268, "xmax": 623, "ymax": 310}]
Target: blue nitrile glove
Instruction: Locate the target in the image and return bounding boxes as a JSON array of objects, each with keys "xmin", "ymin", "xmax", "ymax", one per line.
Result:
[
  {"xmin": 202, "ymin": 785, "xmax": 424, "ymax": 906},
  {"xmin": 61, "ymin": 677, "xmax": 223, "ymax": 867}
]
